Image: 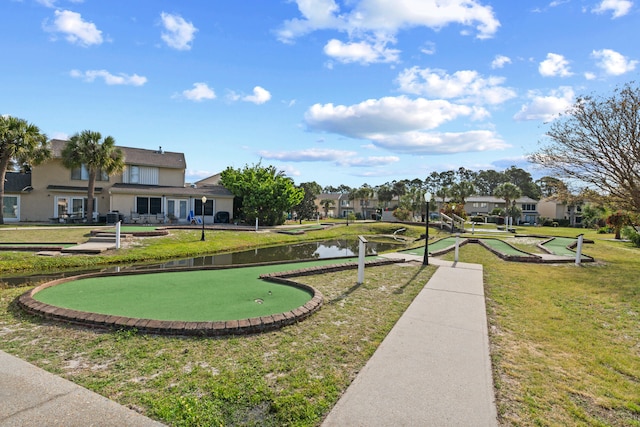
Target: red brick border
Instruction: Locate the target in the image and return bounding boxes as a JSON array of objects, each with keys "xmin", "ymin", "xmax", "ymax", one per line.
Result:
[{"xmin": 17, "ymin": 258, "xmax": 404, "ymax": 337}]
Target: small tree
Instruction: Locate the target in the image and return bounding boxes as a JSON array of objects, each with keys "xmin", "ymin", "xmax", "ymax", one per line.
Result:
[
  {"xmin": 606, "ymin": 210, "xmax": 631, "ymax": 240},
  {"xmin": 530, "ymin": 82, "xmax": 640, "ymax": 212},
  {"xmin": 0, "ymin": 116, "xmax": 50, "ymax": 224},
  {"xmin": 61, "ymin": 131, "xmax": 125, "ymax": 223},
  {"xmin": 294, "ymin": 181, "xmax": 322, "ymax": 223},
  {"xmin": 220, "ymin": 162, "xmax": 304, "ymax": 226}
]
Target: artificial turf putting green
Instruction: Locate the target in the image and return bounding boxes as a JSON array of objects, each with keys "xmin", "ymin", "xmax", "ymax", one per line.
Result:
[
  {"xmin": 33, "ymin": 259, "xmax": 362, "ymax": 322},
  {"xmin": 402, "ymin": 236, "xmax": 460, "ymax": 256}
]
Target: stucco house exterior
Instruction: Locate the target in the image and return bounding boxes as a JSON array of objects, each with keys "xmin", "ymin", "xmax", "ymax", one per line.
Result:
[
  {"xmin": 315, "ymin": 193, "xmax": 380, "ymax": 220},
  {"xmin": 435, "ymin": 195, "xmax": 540, "ymax": 224},
  {"xmin": 537, "ymin": 197, "xmax": 583, "ymax": 226},
  {"xmin": 8, "ymin": 139, "xmax": 233, "ymax": 224}
]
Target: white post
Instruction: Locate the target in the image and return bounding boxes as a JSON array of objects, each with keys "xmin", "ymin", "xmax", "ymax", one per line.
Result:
[
  {"xmin": 357, "ymin": 235, "xmax": 367, "ymax": 284},
  {"xmin": 255, "ymin": 217, "xmax": 258, "ymax": 232},
  {"xmin": 472, "ymin": 222, "xmax": 475, "ymax": 235},
  {"xmin": 115, "ymin": 221, "xmax": 121, "ymax": 249},
  {"xmin": 454, "ymin": 233, "xmax": 460, "ymax": 263},
  {"xmin": 575, "ymin": 234, "xmax": 584, "ymax": 266}
]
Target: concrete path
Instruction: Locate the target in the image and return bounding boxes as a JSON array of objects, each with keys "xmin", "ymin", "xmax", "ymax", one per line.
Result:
[
  {"xmin": 0, "ymin": 350, "xmax": 164, "ymax": 427},
  {"xmin": 1, "ymin": 252, "xmax": 496, "ymax": 426},
  {"xmin": 322, "ymin": 255, "xmax": 498, "ymax": 426}
]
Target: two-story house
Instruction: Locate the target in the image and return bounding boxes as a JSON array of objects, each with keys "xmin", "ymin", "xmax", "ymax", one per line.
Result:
[
  {"xmin": 315, "ymin": 193, "xmax": 380, "ymax": 220},
  {"xmin": 14, "ymin": 139, "xmax": 234, "ymax": 224},
  {"xmin": 436, "ymin": 195, "xmax": 540, "ymax": 225}
]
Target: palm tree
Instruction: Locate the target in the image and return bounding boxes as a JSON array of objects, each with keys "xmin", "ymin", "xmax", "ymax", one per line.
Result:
[
  {"xmin": 494, "ymin": 182, "xmax": 522, "ymax": 225},
  {"xmin": 0, "ymin": 116, "xmax": 50, "ymax": 224},
  {"xmin": 449, "ymin": 181, "xmax": 475, "ymax": 206},
  {"xmin": 320, "ymin": 198, "xmax": 335, "ymax": 218},
  {"xmin": 61, "ymin": 130, "xmax": 125, "ymax": 223}
]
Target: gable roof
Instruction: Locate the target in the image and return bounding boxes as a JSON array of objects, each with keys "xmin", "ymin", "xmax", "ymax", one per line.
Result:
[{"xmin": 49, "ymin": 139, "xmax": 186, "ymax": 170}]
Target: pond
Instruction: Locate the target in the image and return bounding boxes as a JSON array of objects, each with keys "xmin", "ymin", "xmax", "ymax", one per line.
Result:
[{"xmin": 2, "ymin": 238, "xmax": 407, "ymax": 287}]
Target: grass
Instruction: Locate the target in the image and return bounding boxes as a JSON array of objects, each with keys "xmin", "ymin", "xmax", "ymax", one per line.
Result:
[
  {"xmin": 439, "ymin": 232, "xmax": 640, "ymax": 426},
  {"xmin": 1, "ymin": 223, "xmax": 639, "ymax": 426},
  {"xmin": 0, "ymin": 262, "xmax": 435, "ymax": 426},
  {"xmin": 0, "ymin": 222, "xmax": 421, "ymax": 276}
]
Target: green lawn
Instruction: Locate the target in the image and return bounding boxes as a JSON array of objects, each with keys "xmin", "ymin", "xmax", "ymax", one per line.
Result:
[
  {"xmin": 1, "ymin": 224, "xmax": 638, "ymax": 426},
  {"xmin": 33, "ymin": 259, "xmax": 363, "ymax": 321}
]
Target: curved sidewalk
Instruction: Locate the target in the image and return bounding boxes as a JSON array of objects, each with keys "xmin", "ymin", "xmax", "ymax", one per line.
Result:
[
  {"xmin": 0, "ymin": 350, "xmax": 164, "ymax": 427},
  {"xmin": 322, "ymin": 255, "xmax": 498, "ymax": 426}
]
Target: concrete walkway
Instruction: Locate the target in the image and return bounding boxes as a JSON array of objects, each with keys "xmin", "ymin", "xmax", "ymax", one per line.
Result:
[
  {"xmin": 1, "ymin": 253, "xmax": 497, "ymax": 426},
  {"xmin": 0, "ymin": 351, "xmax": 164, "ymax": 427},
  {"xmin": 322, "ymin": 255, "xmax": 498, "ymax": 426}
]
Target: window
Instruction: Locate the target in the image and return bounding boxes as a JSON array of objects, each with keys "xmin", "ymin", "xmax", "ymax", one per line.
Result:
[
  {"xmin": 71, "ymin": 165, "xmax": 108, "ymax": 181},
  {"xmin": 2, "ymin": 196, "xmax": 18, "ymax": 220},
  {"xmin": 472, "ymin": 202, "xmax": 488, "ymax": 208},
  {"xmin": 55, "ymin": 197, "xmax": 97, "ymax": 217},
  {"xmin": 194, "ymin": 199, "xmax": 213, "ymax": 216},
  {"xmin": 341, "ymin": 200, "xmax": 350, "ymax": 207},
  {"xmin": 521, "ymin": 203, "xmax": 536, "ymax": 211},
  {"xmin": 136, "ymin": 197, "xmax": 162, "ymax": 214},
  {"xmin": 124, "ymin": 165, "xmax": 158, "ymax": 185}
]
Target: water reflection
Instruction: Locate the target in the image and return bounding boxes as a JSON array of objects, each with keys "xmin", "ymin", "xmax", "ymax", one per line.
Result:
[{"xmin": 2, "ymin": 239, "xmax": 404, "ymax": 287}]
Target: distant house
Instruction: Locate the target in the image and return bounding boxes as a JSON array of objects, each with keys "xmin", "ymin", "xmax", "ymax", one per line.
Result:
[
  {"xmin": 435, "ymin": 195, "xmax": 540, "ymax": 225},
  {"xmin": 13, "ymin": 140, "xmax": 233, "ymax": 224},
  {"xmin": 315, "ymin": 193, "xmax": 379, "ymax": 220},
  {"xmin": 537, "ymin": 197, "xmax": 583, "ymax": 226}
]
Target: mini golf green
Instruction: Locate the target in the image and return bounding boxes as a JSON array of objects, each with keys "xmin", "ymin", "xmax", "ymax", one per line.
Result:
[
  {"xmin": 32, "ymin": 259, "xmax": 359, "ymax": 322},
  {"xmin": 402, "ymin": 236, "xmax": 460, "ymax": 256}
]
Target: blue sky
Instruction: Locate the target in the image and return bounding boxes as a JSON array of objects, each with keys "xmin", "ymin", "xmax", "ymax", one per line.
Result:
[{"xmin": 2, "ymin": 0, "xmax": 638, "ymax": 188}]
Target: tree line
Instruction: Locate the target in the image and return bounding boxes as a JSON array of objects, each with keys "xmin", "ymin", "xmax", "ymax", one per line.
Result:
[{"xmin": 3, "ymin": 82, "xmax": 639, "ymax": 237}]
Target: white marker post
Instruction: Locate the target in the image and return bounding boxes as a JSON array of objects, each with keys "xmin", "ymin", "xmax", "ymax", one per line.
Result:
[
  {"xmin": 454, "ymin": 233, "xmax": 460, "ymax": 263},
  {"xmin": 115, "ymin": 221, "xmax": 121, "ymax": 249},
  {"xmin": 255, "ymin": 217, "xmax": 259, "ymax": 232},
  {"xmin": 575, "ymin": 234, "xmax": 584, "ymax": 266},
  {"xmin": 357, "ymin": 235, "xmax": 367, "ymax": 285}
]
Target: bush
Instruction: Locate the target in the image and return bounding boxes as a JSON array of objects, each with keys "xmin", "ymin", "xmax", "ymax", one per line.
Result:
[
  {"xmin": 470, "ymin": 216, "xmax": 484, "ymax": 223},
  {"xmin": 597, "ymin": 227, "xmax": 611, "ymax": 234},
  {"xmin": 622, "ymin": 226, "xmax": 640, "ymax": 247},
  {"xmin": 392, "ymin": 208, "xmax": 411, "ymax": 221}
]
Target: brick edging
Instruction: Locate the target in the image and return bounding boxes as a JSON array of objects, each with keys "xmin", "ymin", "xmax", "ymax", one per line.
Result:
[{"xmin": 16, "ymin": 258, "xmax": 403, "ymax": 337}]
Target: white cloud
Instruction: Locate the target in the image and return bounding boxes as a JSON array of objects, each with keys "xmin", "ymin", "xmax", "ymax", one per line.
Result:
[
  {"xmin": 259, "ymin": 148, "xmax": 357, "ymax": 162},
  {"xmin": 36, "ymin": 0, "xmax": 57, "ymax": 7},
  {"xmin": 44, "ymin": 10, "xmax": 103, "ymax": 47},
  {"xmin": 70, "ymin": 69, "xmax": 147, "ymax": 86},
  {"xmin": 278, "ymin": 0, "xmax": 500, "ymax": 43},
  {"xmin": 369, "ymin": 130, "xmax": 508, "ymax": 154},
  {"xmin": 592, "ymin": 0, "xmax": 633, "ymax": 18},
  {"xmin": 421, "ymin": 41, "xmax": 436, "ymax": 55},
  {"xmin": 491, "ymin": 55, "xmax": 511, "ymax": 69},
  {"xmin": 539, "ymin": 53, "xmax": 573, "ymax": 77},
  {"xmin": 180, "ymin": 82, "xmax": 216, "ymax": 101},
  {"xmin": 160, "ymin": 12, "xmax": 197, "ymax": 50},
  {"xmin": 396, "ymin": 67, "xmax": 516, "ymax": 105},
  {"xmin": 591, "ymin": 49, "xmax": 638, "ymax": 75},
  {"xmin": 242, "ymin": 86, "xmax": 272, "ymax": 104},
  {"xmin": 258, "ymin": 148, "xmax": 400, "ymax": 167},
  {"xmin": 305, "ymin": 96, "xmax": 484, "ymax": 137},
  {"xmin": 323, "ymin": 39, "xmax": 400, "ymax": 64},
  {"xmin": 303, "ymin": 96, "xmax": 506, "ymax": 154},
  {"xmin": 337, "ymin": 156, "xmax": 400, "ymax": 167},
  {"xmin": 513, "ymin": 86, "xmax": 575, "ymax": 122}
]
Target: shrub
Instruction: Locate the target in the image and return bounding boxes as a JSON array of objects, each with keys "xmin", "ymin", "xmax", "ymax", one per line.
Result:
[
  {"xmin": 622, "ymin": 226, "xmax": 640, "ymax": 247},
  {"xmin": 392, "ymin": 208, "xmax": 411, "ymax": 221}
]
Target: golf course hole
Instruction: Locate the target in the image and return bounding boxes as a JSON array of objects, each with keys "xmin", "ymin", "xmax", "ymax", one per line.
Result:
[{"xmin": 17, "ymin": 266, "xmax": 324, "ymax": 337}]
